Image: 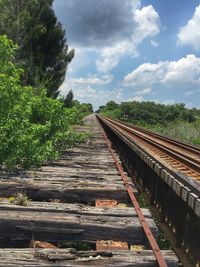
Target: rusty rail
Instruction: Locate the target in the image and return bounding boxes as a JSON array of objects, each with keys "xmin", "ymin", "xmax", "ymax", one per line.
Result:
[{"xmin": 97, "ymin": 116, "xmax": 168, "ymax": 267}]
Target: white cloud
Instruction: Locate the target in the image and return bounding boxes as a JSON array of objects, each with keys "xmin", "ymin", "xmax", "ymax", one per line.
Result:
[
  {"xmin": 130, "ymin": 96, "xmax": 144, "ymax": 102},
  {"xmin": 96, "ymin": 5, "xmax": 160, "ymax": 72},
  {"xmin": 73, "ymin": 86, "xmax": 97, "ymax": 101},
  {"xmin": 59, "ymin": 75, "xmax": 122, "ymax": 110},
  {"xmin": 133, "ymin": 5, "xmax": 160, "ymax": 42},
  {"xmin": 185, "ymin": 90, "xmax": 194, "ymax": 96},
  {"xmin": 55, "ymin": 1, "xmax": 160, "ymax": 74},
  {"xmin": 67, "ymin": 47, "xmax": 93, "ymax": 74},
  {"xmin": 96, "ymin": 40, "xmax": 136, "ymax": 73},
  {"xmin": 124, "ymin": 61, "xmax": 167, "ymax": 87},
  {"xmin": 185, "ymin": 102, "xmax": 193, "ymax": 109},
  {"xmin": 150, "ymin": 98, "xmax": 176, "ymax": 105},
  {"xmin": 162, "ymin": 99, "xmax": 175, "ymax": 105},
  {"xmin": 134, "ymin": 88, "xmax": 152, "ymax": 95},
  {"xmin": 124, "ymin": 54, "xmax": 200, "ymax": 89},
  {"xmin": 59, "ymin": 73, "xmax": 113, "ymax": 96},
  {"xmin": 67, "ymin": 74, "xmax": 113, "ymax": 85},
  {"xmin": 162, "ymin": 55, "xmax": 200, "ymax": 86},
  {"xmin": 150, "ymin": 40, "xmax": 159, "ymax": 47},
  {"xmin": 73, "ymin": 86, "xmax": 124, "ymax": 110},
  {"xmin": 126, "ymin": 88, "xmax": 152, "ymax": 104},
  {"xmin": 178, "ymin": 5, "xmax": 200, "ymax": 50}
]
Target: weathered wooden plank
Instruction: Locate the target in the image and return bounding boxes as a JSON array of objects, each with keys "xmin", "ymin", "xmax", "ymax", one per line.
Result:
[
  {"xmin": 0, "ymin": 202, "xmax": 153, "ymax": 218},
  {"xmin": 45, "ymin": 159, "xmax": 117, "ymax": 166},
  {"xmin": 0, "ymin": 205, "xmax": 157, "ymax": 244},
  {"xmin": 1, "ymin": 172, "xmax": 122, "ymax": 181},
  {"xmin": 40, "ymin": 166, "xmax": 120, "ymax": 175},
  {"xmin": 26, "ymin": 178, "xmax": 123, "ymax": 187},
  {"xmin": 0, "ymin": 249, "xmax": 178, "ymax": 266},
  {"xmin": 23, "ymin": 176, "xmax": 123, "ymax": 184},
  {"xmin": 61, "ymin": 151, "xmax": 114, "ymax": 157},
  {"xmin": 60, "ymin": 155, "xmax": 115, "ymax": 161},
  {"xmin": 0, "ymin": 179, "xmax": 129, "ymax": 203},
  {"xmin": 0, "ymin": 176, "xmax": 123, "ymax": 185},
  {"xmin": 23, "ymin": 172, "xmax": 122, "ymax": 180}
]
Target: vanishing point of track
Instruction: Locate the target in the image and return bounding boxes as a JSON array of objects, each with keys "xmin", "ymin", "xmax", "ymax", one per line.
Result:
[{"xmin": 100, "ymin": 116, "xmax": 200, "ymax": 185}]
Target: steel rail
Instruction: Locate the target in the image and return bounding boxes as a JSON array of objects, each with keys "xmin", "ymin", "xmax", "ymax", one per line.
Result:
[
  {"xmin": 113, "ymin": 119, "xmax": 200, "ymax": 157},
  {"xmin": 104, "ymin": 117, "xmax": 200, "ymax": 162},
  {"xmin": 97, "ymin": 116, "xmax": 168, "ymax": 267},
  {"xmin": 102, "ymin": 117, "xmax": 200, "ymax": 174}
]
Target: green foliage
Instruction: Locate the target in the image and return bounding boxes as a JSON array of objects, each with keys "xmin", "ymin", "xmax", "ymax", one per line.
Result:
[
  {"xmin": 13, "ymin": 192, "xmax": 29, "ymax": 206},
  {"xmin": 137, "ymin": 193, "xmax": 148, "ymax": 208},
  {"xmin": 0, "ymin": 35, "xmax": 86, "ymax": 171},
  {"xmin": 157, "ymin": 228, "xmax": 171, "ymax": 250},
  {"xmin": 64, "ymin": 90, "xmax": 74, "ymax": 108},
  {"xmin": 98, "ymin": 100, "xmax": 200, "ymax": 146},
  {"xmin": 148, "ymin": 120, "xmax": 200, "ymax": 146},
  {"xmin": 59, "ymin": 90, "xmax": 93, "ymax": 119},
  {"xmin": 0, "ymin": 0, "xmax": 74, "ymax": 97},
  {"xmin": 58, "ymin": 241, "xmax": 92, "ymax": 250},
  {"xmin": 60, "ymin": 94, "xmax": 93, "ymax": 120},
  {"xmin": 75, "ymin": 102, "xmax": 93, "ymax": 120},
  {"xmin": 98, "ymin": 100, "xmax": 200, "ymax": 126}
]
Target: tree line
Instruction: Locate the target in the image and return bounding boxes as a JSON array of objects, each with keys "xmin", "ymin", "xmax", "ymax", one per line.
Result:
[
  {"xmin": 98, "ymin": 101, "xmax": 200, "ymax": 145},
  {"xmin": 98, "ymin": 101, "xmax": 200, "ymax": 126}
]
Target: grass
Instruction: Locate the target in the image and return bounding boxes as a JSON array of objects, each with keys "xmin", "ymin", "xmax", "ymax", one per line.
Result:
[
  {"xmin": 8, "ymin": 192, "xmax": 29, "ymax": 206},
  {"xmin": 145, "ymin": 120, "xmax": 200, "ymax": 146},
  {"xmin": 137, "ymin": 193, "xmax": 148, "ymax": 208},
  {"xmin": 157, "ymin": 227, "xmax": 172, "ymax": 250}
]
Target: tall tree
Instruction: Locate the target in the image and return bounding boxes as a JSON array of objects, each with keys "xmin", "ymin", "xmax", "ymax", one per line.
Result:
[
  {"xmin": 0, "ymin": 0, "xmax": 74, "ymax": 98},
  {"xmin": 64, "ymin": 90, "xmax": 74, "ymax": 108}
]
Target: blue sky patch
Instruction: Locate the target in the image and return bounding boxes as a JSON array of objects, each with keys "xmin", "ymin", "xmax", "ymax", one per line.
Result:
[{"xmin": 53, "ymin": 0, "xmax": 200, "ymax": 110}]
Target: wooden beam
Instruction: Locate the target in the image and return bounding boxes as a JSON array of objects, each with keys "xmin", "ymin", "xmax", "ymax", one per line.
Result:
[
  {"xmin": 0, "ymin": 248, "xmax": 178, "ymax": 266},
  {"xmin": 0, "ymin": 178, "xmax": 130, "ymax": 203},
  {"xmin": 0, "ymin": 203, "xmax": 157, "ymax": 244}
]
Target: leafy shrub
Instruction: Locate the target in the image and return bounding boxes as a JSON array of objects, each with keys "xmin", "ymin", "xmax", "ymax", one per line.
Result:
[
  {"xmin": 98, "ymin": 101, "xmax": 200, "ymax": 126},
  {"xmin": 0, "ymin": 35, "xmax": 86, "ymax": 171}
]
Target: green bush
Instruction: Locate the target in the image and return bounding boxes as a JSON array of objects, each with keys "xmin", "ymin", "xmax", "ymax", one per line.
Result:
[
  {"xmin": 98, "ymin": 101, "xmax": 200, "ymax": 126},
  {"xmin": 0, "ymin": 35, "xmax": 86, "ymax": 171},
  {"xmin": 98, "ymin": 100, "xmax": 200, "ymax": 146}
]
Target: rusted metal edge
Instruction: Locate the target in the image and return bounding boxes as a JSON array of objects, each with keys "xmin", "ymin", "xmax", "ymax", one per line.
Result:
[{"xmin": 96, "ymin": 115, "xmax": 168, "ymax": 267}]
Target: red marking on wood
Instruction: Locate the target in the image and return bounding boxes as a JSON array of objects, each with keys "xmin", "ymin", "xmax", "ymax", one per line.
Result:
[
  {"xmin": 95, "ymin": 199, "xmax": 118, "ymax": 207},
  {"xmin": 97, "ymin": 115, "xmax": 168, "ymax": 267},
  {"xmin": 30, "ymin": 241, "xmax": 57, "ymax": 249},
  {"xmin": 96, "ymin": 240, "xmax": 128, "ymax": 251}
]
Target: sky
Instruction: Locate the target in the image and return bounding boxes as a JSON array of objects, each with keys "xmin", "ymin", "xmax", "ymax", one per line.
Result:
[{"xmin": 53, "ymin": 0, "xmax": 200, "ymax": 110}]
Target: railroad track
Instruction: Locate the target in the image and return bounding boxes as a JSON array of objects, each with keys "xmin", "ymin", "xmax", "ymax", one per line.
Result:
[
  {"xmin": 99, "ymin": 116, "xmax": 200, "ymax": 183},
  {"xmin": 97, "ymin": 115, "xmax": 200, "ymax": 266},
  {"xmin": 0, "ymin": 114, "xmax": 178, "ymax": 267}
]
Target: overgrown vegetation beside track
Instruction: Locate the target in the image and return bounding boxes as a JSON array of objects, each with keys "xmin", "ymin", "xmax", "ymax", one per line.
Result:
[
  {"xmin": 144, "ymin": 120, "xmax": 200, "ymax": 146},
  {"xmin": 0, "ymin": 36, "xmax": 89, "ymax": 171},
  {"xmin": 98, "ymin": 101, "xmax": 200, "ymax": 146},
  {"xmin": 0, "ymin": 0, "xmax": 94, "ymax": 171}
]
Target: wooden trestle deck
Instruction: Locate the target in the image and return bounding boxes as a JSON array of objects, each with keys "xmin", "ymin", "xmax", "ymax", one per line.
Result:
[{"xmin": 0, "ymin": 114, "xmax": 178, "ymax": 266}]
